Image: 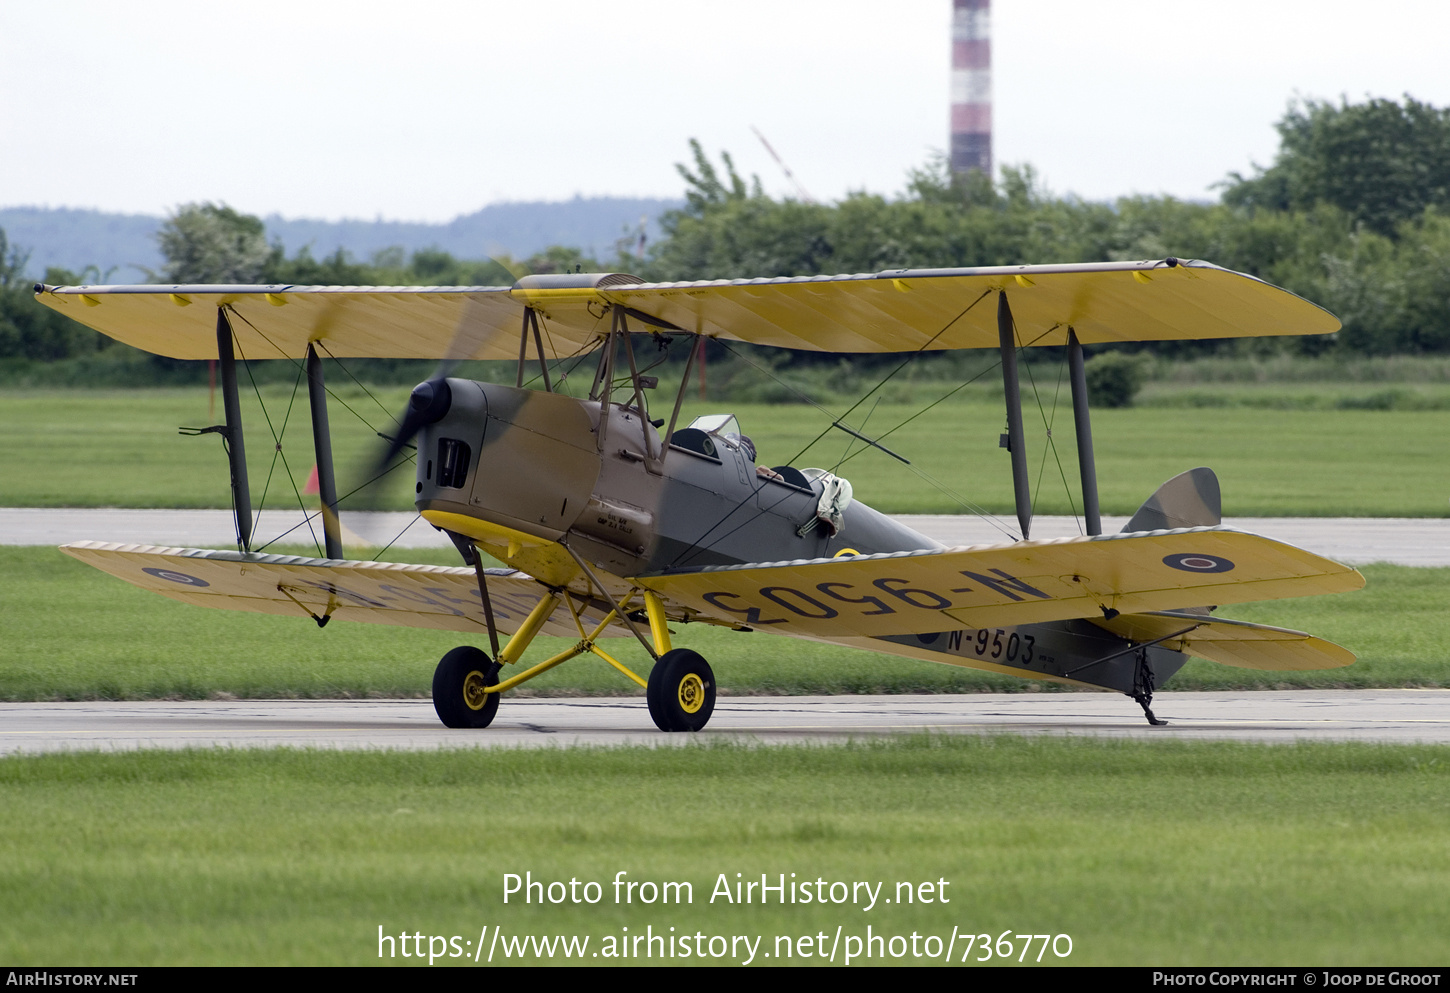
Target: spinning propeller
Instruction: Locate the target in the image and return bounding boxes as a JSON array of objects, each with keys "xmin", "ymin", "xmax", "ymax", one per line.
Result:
[{"xmin": 359, "ymin": 256, "xmax": 528, "ymax": 506}]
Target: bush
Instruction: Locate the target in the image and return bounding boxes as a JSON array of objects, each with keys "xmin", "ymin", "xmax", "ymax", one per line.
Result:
[{"xmin": 1085, "ymin": 351, "xmax": 1148, "ymax": 407}]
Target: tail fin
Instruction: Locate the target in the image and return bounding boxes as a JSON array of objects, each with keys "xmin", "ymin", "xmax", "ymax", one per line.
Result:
[{"xmin": 1123, "ymin": 467, "xmax": 1222, "ymax": 533}]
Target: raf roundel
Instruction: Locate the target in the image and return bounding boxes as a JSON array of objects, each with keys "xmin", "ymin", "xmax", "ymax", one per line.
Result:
[
  {"xmin": 1162, "ymin": 553, "xmax": 1235, "ymax": 574},
  {"xmin": 141, "ymin": 567, "xmax": 211, "ymax": 587}
]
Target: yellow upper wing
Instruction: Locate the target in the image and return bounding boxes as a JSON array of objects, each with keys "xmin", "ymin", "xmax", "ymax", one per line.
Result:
[
  {"xmin": 600, "ymin": 260, "xmax": 1339, "ymax": 352},
  {"xmin": 33, "ymin": 285, "xmax": 538, "ymax": 362},
  {"xmin": 34, "ymin": 259, "xmax": 1338, "ymax": 360},
  {"xmin": 638, "ymin": 527, "xmax": 1364, "ymax": 638}
]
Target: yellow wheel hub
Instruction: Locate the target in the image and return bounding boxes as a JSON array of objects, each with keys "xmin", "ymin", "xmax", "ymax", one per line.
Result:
[
  {"xmin": 677, "ymin": 673, "xmax": 705, "ymax": 714},
  {"xmin": 463, "ymin": 669, "xmax": 489, "ymax": 711}
]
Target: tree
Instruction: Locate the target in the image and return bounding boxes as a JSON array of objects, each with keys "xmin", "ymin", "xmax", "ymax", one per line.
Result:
[
  {"xmin": 1223, "ymin": 96, "xmax": 1450, "ymax": 236},
  {"xmin": 674, "ymin": 138, "xmax": 758, "ymax": 215},
  {"xmin": 0, "ymin": 227, "xmax": 112, "ymax": 361},
  {"xmin": 155, "ymin": 202, "xmax": 273, "ymax": 283}
]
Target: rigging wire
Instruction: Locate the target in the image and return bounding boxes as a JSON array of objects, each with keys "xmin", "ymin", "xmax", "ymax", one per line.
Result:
[
  {"xmin": 223, "ymin": 309, "xmax": 423, "ymax": 556},
  {"xmin": 252, "ymin": 355, "xmax": 311, "ymax": 546},
  {"xmin": 519, "ymin": 332, "xmax": 600, "ymax": 395},
  {"xmin": 518, "ymin": 306, "xmax": 615, "ymax": 397},
  {"xmin": 251, "ymin": 455, "xmax": 417, "ymax": 555},
  {"xmin": 830, "ymin": 396, "xmax": 881, "ymax": 474},
  {"xmin": 780, "ymin": 289, "xmax": 993, "ymax": 468},
  {"xmin": 1003, "ymin": 313, "xmax": 1081, "ymax": 533},
  {"xmin": 226, "ymin": 309, "xmax": 392, "ymax": 436},
  {"xmin": 315, "ymin": 342, "xmax": 411, "ymax": 434},
  {"xmin": 1021, "ymin": 338, "xmax": 1082, "ymax": 533},
  {"xmin": 370, "ymin": 513, "xmax": 426, "ymax": 562},
  {"xmin": 827, "ymin": 322, "xmax": 1072, "ymax": 538},
  {"xmin": 667, "ymin": 291, "xmax": 1004, "ymax": 567},
  {"xmin": 231, "ymin": 327, "xmax": 322, "ymax": 556}
]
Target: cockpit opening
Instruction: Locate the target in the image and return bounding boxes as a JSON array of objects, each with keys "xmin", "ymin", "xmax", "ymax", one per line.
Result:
[{"xmin": 670, "ymin": 413, "xmax": 850, "ymax": 502}]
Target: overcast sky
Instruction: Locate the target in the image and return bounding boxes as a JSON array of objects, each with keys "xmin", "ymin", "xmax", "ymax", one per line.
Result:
[{"xmin": 4, "ymin": 0, "xmax": 1449, "ymax": 222}]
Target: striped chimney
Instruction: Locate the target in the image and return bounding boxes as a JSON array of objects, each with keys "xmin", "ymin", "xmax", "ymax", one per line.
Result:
[{"xmin": 950, "ymin": 0, "xmax": 992, "ymax": 176}]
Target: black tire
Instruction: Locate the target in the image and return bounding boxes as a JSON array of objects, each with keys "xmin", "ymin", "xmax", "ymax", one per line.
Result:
[
  {"xmin": 646, "ymin": 649, "xmax": 715, "ymax": 732},
  {"xmin": 432, "ymin": 646, "xmax": 500, "ymax": 729}
]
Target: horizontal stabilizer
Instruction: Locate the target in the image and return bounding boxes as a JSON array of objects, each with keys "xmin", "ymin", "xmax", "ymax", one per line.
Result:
[
  {"xmin": 59, "ymin": 542, "xmax": 624, "ymax": 637},
  {"xmin": 639, "ymin": 527, "xmax": 1364, "ymax": 638},
  {"xmin": 1093, "ymin": 610, "xmax": 1354, "ymax": 671}
]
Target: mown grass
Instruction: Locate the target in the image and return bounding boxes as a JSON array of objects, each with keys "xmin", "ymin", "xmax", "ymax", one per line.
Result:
[
  {"xmin": 2, "ymin": 546, "xmax": 1444, "ymax": 700},
  {"xmin": 1, "ymin": 738, "xmax": 1447, "ymax": 965},
  {"xmin": 1138, "ymin": 381, "xmax": 1450, "ymax": 411},
  {"xmin": 2, "ymin": 384, "xmax": 1447, "ymax": 516}
]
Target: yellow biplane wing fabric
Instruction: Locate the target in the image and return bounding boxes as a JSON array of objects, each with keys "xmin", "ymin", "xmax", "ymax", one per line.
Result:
[
  {"xmin": 59, "ymin": 542, "xmax": 624, "ymax": 638},
  {"xmin": 34, "ymin": 259, "xmax": 1337, "ymax": 360},
  {"xmin": 600, "ymin": 260, "xmax": 1339, "ymax": 352},
  {"xmin": 30, "ymin": 285, "xmax": 579, "ymax": 363},
  {"xmin": 637, "ymin": 527, "xmax": 1364, "ymax": 639},
  {"xmin": 1093, "ymin": 610, "xmax": 1355, "ymax": 671}
]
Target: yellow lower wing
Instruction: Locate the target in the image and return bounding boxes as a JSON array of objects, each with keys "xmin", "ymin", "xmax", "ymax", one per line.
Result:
[
  {"xmin": 638, "ymin": 527, "xmax": 1363, "ymax": 638},
  {"xmin": 60, "ymin": 541, "xmax": 621, "ymax": 637}
]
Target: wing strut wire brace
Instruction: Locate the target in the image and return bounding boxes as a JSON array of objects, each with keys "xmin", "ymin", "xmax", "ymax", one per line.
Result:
[{"xmin": 277, "ymin": 584, "xmax": 336, "ymax": 629}]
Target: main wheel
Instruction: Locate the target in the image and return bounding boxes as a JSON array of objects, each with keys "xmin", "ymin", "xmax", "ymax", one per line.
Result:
[
  {"xmin": 432, "ymin": 645, "xmax": 500, "ymax": 729},
  {"xmin": 646, "ymin": 649, "xmax": 715, "ymax": 732}
]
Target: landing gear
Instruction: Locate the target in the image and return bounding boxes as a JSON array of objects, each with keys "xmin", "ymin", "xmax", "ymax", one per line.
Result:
[
  {"xmin": 426, "ymin": 589, "xmax": 707, "ymax": 732},
  {"xmin": 433, "ymin": 645, "xmax": 501, "ymax": 729},
  {"xmin": 1129, "ymin": 647, "xmax": 1169, "ymax": 727},
  {"xmin": 647, "ymin": 649, "xmax": 716, "ymax": 732}
]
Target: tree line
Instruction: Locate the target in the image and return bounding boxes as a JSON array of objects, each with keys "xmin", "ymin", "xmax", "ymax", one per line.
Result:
[
  {"xmin": 5, "ymin": 94, "xmax": 1450, "ymax": 369},
  {"xmin": 644, "ymin": 97, "xmax": 1450, "ymax": 357}
]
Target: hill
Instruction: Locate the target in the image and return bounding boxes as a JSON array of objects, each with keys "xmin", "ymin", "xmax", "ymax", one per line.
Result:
[{"xmin": 1, "ymin": 197, "xmax": 679, "ymax": 282}]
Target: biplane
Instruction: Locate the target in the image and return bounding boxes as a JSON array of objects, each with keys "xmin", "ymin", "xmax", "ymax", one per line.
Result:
[{"xmin": 34, "ymin": 258, "xmax": 1364, "ymax": 731}]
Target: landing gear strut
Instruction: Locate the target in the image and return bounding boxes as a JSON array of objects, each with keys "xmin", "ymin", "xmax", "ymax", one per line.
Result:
[
  {"xmin": 426, "ymin": 582, "xmax": 714, "ymax": 732},
  {"xmin": 1129, "ymin": 647, "xmax": 1168, "ymax": 727}
]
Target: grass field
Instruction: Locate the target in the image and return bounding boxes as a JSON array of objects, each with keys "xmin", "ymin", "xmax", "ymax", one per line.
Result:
[
  {"xmin": 2, "ymin": 384, "xmax": 1447, "ymax": 516},
  {"xmin": 2, "ymin": 546, "xmax": 1444, "ymax": 700},
  {"xmin": 2, "ymin": 739, "xmax": 1447, "ymax": 966},
  {"xmin": 4, "ymin": 366, "xmax": 1445, "ymax": 971}
]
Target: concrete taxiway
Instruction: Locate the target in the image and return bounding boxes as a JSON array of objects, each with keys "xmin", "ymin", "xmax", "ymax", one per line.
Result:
[
  {"xmin": 3, "ymin": 508, "xmax": 1447, "ymax": 565},
  {"xmin": 3, "ymin": 691, "xmax": 1448, "ymax": 755}
]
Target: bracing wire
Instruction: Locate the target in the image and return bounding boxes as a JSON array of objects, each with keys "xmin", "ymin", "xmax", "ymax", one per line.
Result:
[
  {"xmin": 826, "ymin": 323, "xmax": 1071, "ymax": 536},
  {"xmin": 223, "ymin": 308, "xmax": 425, "ymax": 556},
  {"xmin": 1012, "ymin": 317, "xmax": 1082, "ymax": 533},
  {"xmin": 778, "ymin": 289, "xmax": 993, "ymax": 468},
  {"xmin": 231, "ymin": 327, "xmax": 322, "ymax": 556},
  {"xmin": 667, "ymin": 292, "xmax": 1006, "ymax": 566}
]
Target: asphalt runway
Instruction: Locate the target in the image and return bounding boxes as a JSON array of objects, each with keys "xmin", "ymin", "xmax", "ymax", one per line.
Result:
[
  {"xmin": 3, "ymin": 508, "xmax": 1447, "ymax": 564},
  {"xmin": 4, "ymin": 691, "xmax": 1448, "ymax": 755}
]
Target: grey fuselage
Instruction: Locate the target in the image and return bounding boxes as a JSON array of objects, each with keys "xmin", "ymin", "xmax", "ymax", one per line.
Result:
[
  {"xmin": 412, "ymin": 379, "xmax": 942, "ymax": 574},
  {"xmin": 412, "ymin": 379, "xmax": 1183, "ymax": 696}
]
